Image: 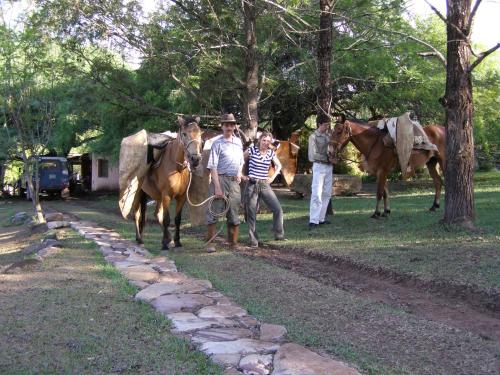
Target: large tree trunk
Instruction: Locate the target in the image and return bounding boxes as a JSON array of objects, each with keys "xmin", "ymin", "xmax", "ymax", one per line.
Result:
[
  {"xmin": 317, "ymin": 0, "xmax": 333, "ymax": 123},
  {"xmin": 318, "ymin": 0, "xmax": 334, "ymax": 215},
  {"xmin": 443, "ymin": 0, "xmax": 475, "ymax": 226},
  {"xmin": 242, "ymin": 0, "xmax": 259, "ymax": 141},
  {"xmin": 0, "ymin": 162, "xmax": 5, "ymax": 195}
]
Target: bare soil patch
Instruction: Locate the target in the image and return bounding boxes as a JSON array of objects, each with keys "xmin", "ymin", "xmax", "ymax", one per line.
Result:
[{"xmin": 235, "ymin": 244, "xmax": 500, "ymax": 342}]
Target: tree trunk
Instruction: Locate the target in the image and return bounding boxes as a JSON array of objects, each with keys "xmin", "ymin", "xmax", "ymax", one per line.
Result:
[
  {"xmin": 318, "ymin": 0, "xmax": 334, "ymax": 215},
  {"xmin": 0, "ymin": 162, "xmax": 5, "ymax": 195},
  {"xmin": 317, "ymin": 0, "xmax": 333, "ymax": 123},
  {"xmin": 242, "ymin": 0, "xmax": 259, "ymax": 141},
  {"xmin": 443, "ymin": 0, "xmax": 475, "ymax": 226}
]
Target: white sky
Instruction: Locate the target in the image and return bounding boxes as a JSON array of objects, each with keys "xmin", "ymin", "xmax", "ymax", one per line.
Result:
[
  {"xmin": 408, "ymin": 0, "xmax": 500, "ymax": 47},
  {"xmin": 2, "ymin": 1, "xmax": 498, "ymax": 53}
]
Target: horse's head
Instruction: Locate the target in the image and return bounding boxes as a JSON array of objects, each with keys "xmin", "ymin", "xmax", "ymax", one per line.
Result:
[
  {"xmin": 178, "ymin": 115, "xmax": 202, "ymax": 168},
  {"xmin": 328, "ymin": 119, "xmax": 352, "ymax": 164}
]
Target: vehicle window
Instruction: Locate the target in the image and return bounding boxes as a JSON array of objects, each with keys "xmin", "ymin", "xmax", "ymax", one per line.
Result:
[{"xmin": 40, "ymin": 161, "xmax": 59, "ymax": 170}]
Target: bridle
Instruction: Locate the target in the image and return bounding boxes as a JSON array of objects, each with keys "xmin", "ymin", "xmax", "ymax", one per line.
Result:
[
  {"xmin": 329, "ymin": 122, "xmax": 353, "ymax": 163},
  {"xmin": 177, "ymin": 122, "xmax": 202, "ymax": 169}
]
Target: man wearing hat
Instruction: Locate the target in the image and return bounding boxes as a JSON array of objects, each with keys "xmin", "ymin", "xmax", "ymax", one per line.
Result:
[{"xmin": 205, "ymin": 113, "xmax": 245, "ymax": 253}]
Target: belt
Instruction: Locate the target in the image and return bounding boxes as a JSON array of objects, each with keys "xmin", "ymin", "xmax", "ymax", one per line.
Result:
[
  {"xmin": 219, "ymin": 174, "xmax": 239, "ymax": 181},
  {"xmin": 314, "ymin": 160, "xmax": 330, "ymax": 165},
  {"xmin": 249, "ymin": 177, "xmax": 268, "ymax": 184}
]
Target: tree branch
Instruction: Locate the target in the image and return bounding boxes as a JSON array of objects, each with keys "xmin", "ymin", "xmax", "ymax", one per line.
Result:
[
  {"xmin": 425, "ymin": 0, "xmax": 469, "ymax": 40},
  {"xmin": 468, "ymin": 42, "xmax": 500, "ymax": 72},
  {"xmin": 466, "ymin": 0, "xmax": 482, "ymax": 34}
]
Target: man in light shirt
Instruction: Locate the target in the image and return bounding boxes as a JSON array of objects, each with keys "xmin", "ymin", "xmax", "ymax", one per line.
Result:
[
  {"xmin": 205, "ymin": 113, "xmax": 244, "ymax": 253},
  {"xmin": 308, "ymin": 117, "xmax": 333, "ymax": 229}
]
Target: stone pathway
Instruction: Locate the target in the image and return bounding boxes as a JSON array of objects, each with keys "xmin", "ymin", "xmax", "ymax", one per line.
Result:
[{"xmin": 69, "ymin": 219, "xmax": 361, "ymax": 375}]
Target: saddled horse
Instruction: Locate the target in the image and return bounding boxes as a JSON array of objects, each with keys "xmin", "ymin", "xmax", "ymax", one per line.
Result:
[
  {"xmin": 328, "ymin": 118, "xmax": 446, "ymax": 218},
  {"xmin": 134, "ymin": 116, "xmax": 202, "ymax": 249}
]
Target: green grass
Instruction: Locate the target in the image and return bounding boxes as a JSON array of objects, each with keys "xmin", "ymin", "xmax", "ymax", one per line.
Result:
[
  {"xmin": 36, "ymin": 172, "xmax": 500, "ymax": 375},
  {"xmin": 46, "ymin": 172, "xmax": 500, "ymax": 292},
  {"xmin": 0, "ymin": 211, "xmax": 222, "ymax": 374}
]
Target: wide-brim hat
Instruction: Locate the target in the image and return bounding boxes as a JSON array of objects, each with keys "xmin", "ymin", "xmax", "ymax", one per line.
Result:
[{"xmin": 220, "ymin": 113, "xmax": 238, "ymax": 124}]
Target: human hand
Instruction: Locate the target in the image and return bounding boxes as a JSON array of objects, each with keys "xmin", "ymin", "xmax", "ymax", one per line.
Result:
[{"xmin": 215, "ymin": 187, "xmax": 224, "ymax": 197}]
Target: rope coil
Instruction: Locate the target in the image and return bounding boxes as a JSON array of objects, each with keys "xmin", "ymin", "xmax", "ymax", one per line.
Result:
[{"xmin": 185, "ymin": 169, "xmax": 230, "ymax": 244}]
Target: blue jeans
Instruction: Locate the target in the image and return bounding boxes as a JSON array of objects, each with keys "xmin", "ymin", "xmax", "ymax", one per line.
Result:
[{"xmin": 244, "ymin": 181, "xmax": 284, "ymax": 245}]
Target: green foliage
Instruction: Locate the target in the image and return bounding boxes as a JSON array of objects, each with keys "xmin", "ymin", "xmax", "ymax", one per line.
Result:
[{"xmin": 6, "ymin": 0, "xmax": 496, "ymax": 176}]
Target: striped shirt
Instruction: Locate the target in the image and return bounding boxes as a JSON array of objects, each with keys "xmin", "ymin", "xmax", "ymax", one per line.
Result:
[{"xmin": 248, "ymin": 145, "xmax": 275, "ymax": 180}]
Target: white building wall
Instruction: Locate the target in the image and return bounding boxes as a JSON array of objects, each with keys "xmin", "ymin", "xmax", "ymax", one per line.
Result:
[{"xmin": 91, "ymin": 154, "xmax": 119, "ymax": 191}]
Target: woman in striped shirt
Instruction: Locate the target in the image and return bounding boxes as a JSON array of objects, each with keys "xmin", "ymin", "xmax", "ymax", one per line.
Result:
[{"xmin": 243, "ymin": 131, "xmax": 285, "ymax": 247}]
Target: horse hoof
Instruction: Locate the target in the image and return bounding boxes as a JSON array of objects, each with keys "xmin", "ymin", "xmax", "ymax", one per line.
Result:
[
  {"xmin": 371, "ymin": 212, "xmax": 381, "ymax": 219},
  {"xmin": 382, "ymin": 209, "xmax": 391, "ymax": 217},
  {"xmin": 174, "ymin": 242, "xmax": 182, "ymax": 248},
  {"xmin": 136, "ymin": 239, "xmax": 144, "ymax": 245}
]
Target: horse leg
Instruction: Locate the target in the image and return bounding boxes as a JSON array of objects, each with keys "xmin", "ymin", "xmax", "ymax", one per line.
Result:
[
  {"xmin": 381, "ymin": 182, "xmax": 391, "ymax": 217},
  {"xmin": 134, "ymin": 192, "xmax": 147, "ymax": 244},
  {"xmin": 160, "ymin": 196, "xmax": 172, "ymax": 250},
  {"xmin": 427, "ymin": 158, "xmax": 442, "ymax": 211},
  {"xmin": 372, "ymin": 172, "xmax": 386, "ymax": 219},
  {"xmin": 173, "ymin": 194, "xmax": 186, "ymax": 248}
]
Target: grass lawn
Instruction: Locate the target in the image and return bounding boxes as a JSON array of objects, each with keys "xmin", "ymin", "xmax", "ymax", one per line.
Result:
[
  {"xmin": 38, "ymin": 171, "xmax": 500, "ymax": 375},
  {"xmin": 0, "ymin": 201, "xmax": 222, "ymax": 375}
]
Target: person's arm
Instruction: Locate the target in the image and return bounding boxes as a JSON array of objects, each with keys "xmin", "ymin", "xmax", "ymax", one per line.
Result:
[
  {"xmin": 308, "ymin": 134, "xmax": 316, "ymax": 163},
  {"xmin": 207, "ymin": 143, "xmax": 223, "ymax": 197},
  {"xmin": 210, "ymin": 169, "xmax": 224, "ymax": 197},
  {"xmin": 241, "ymin": 149, "xmax": 250, "ymax": 181},
  {"xmin": 236, "ymin": 147, "xmax": 245, "ymax": 183},
  {"xmin": 268, "ymin": 154, "xmax": 282, "ymax": 183}
]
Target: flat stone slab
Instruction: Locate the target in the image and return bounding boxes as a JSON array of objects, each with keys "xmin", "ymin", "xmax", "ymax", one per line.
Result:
[
  {"xmin": 200, "ymin": 339, "xmax": 280, "ymax": 356},
  {"xmin": 152, "ymin": 293, "xmax": 213, "ymax": 314},
  {"xmin": 167, "ymin": 312, "xmax": 218, "ymax": 333},
  {"xmin": 45, "ymin": 212, "xmax": 64, "ymax": 222},
  {"xmin": 135, "ymin": 280, "xmax": 212, "ymax": 302},
  {"xmin": 260, "ymin": 323, "xmax": 287, "ymax": 342},
  {"xmin": 129, "ymin": 280, "xmax": 149, "ymax": 289},
  {"xmin": 47, "ymin": 220, "xmax": 70, "ymax": 229},
  {"xmin": 105, "ymin": 254, "xmax": 129, "ymax": 263},
  {"xmin": 212, "ymin": 353, "xmax": 241, "ymax": 367},
  {"xmin": 191, "ymin": 327, "xmax": 254, "ymax": 344},
  {"xmin": 158, "ymin": 271, "xmax": 191, "ymax": 284},
  {"xmin": 151, "ymin": 260, "xmax": 178, "ymax": 273},
  {"xmin": 114, "ymin": 260, "xmax": 148, "ymax": 269},
  {"xmin": 120, "ymin": 265, "xmax": 159, "ymax": 283},
  {"xmin": 197, "ymin": 305, "xmax": 247, "ymax": 319},
  {"xmin": 239, "ymin": 354, "xmax": 273, "ymax": 375},
  {"xmin": 271, "ymin": 343, "xmax": 361, "ymax": 375}
]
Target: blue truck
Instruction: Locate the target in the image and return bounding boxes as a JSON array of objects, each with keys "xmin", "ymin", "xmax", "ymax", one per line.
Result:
[{"xmin": 22, "ymin": 157, "xmax": 70, "ymax": 199}]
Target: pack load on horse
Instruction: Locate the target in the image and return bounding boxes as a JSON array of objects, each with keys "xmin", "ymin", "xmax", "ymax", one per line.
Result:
[
  {"xmin": 329, "ymin": 113, "xmax": 446, "ymax": 218},
  {"xmin": 118, "ymin": 116, "xmax": 204, "ymax": 250},
  {"xmin": 376, "ymin": 112, "xmax": 438, "ymax": 179}
]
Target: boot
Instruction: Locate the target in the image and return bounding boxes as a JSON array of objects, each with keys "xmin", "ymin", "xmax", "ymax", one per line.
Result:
[
  {"xmin": 205, "ymin": 223, "xmax": 217, "ymax": 253},
  {"xmin": 228, "ymin": 224, "xmax": 239, "ymax": 250}
]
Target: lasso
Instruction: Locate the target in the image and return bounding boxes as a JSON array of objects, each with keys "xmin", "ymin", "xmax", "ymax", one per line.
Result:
[{"xmin": 185, "ymin": 167, "xmax": 230, "ymax": 244}]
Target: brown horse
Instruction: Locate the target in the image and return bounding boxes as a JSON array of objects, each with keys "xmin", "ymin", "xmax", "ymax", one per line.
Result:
[
  {"xmin": 329, "ymin": 118, "xmax": 446, "ymax": 218},
  {"xmin": 134, "ymin": 116, "xmax": 202, "ymax": 249}
]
